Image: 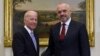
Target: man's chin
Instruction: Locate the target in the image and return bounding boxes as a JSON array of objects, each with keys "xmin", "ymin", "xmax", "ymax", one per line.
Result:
[
  {"xmin": 29, "ymin": 27, "xmax": 36, "ymax": 30},
  {"xmin": 61, "ymin": 18, "xmax": 67, "ymax": 22},
  {"xmin": 32, "ymin": 27, "xmax": 36, "ymax": 30}
]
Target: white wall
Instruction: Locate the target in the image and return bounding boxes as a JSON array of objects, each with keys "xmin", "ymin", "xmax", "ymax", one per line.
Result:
[
  {"xmin": 0, "ymin": 0, "xmax": 100, "ymax": 56},
  {"xmin": 0, "ymin": 0, "xmax": 4, "ymax": 56},
  {"xmin": 91, "ymin": 0, "xmax": 100, "ymax": 56}
]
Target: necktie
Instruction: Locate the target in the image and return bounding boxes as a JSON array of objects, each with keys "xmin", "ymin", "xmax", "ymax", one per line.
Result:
[
  {"xmin": 60, "ymin": 23, "xmax": 65, "ymax": 41},
  {"xmin": 30, "ymin": 32, "xmax": 37, "ymax": 51}
]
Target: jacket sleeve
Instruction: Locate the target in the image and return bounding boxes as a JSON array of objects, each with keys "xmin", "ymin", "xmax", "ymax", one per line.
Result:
[
  {"xmin": 12, "ymin": 32, "xmax": 28, "ymax": 56},
  {"xmin": 79, "ymin": 24, "xmax": 90, "ymax": 56}
]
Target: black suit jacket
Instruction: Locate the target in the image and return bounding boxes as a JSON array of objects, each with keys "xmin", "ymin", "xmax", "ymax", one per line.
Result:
[
  {"xmin": 12, "ymin": 27, "xmax": 39, "ymax": 56},
  {"xmin": 43, "ymin": 20, "xmax": 90, "ymax": 56}
]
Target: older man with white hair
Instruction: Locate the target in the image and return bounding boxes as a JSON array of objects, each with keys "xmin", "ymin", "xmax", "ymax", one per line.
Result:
[{"xmin": 12, "ymin": 10, "xmax": 39, "ymax": 56}]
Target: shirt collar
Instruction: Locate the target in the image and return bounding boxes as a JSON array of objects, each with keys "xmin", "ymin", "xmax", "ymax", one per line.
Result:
[
  {"xmin": 61, "ymin": 17, "xmax": 71, "ymax": 26},
  {"xmin": 24, "ymin": 25, "xmax": 32, "ymax": 34}
]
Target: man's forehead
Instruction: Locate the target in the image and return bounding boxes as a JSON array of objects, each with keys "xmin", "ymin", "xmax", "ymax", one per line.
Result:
[
  {"xmin": 25, "ymin": 11, "xmax": 37, "ymax": 16},
  {"xmin": 57, "ymin": 3, "xmax": 71, "ymax": 11},
  {"xmin": 57, "ymin": 3, "xmax": 69, "ymax": 6}
]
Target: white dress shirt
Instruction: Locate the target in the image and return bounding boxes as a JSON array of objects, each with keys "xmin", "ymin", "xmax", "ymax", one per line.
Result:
[
  {"xmin": 60, "ymin": 18, "xmax": 71, "ymax": 35},
  {"xmin": 24, "ymin": 25, "xmax": 37, "ymax": 51}
]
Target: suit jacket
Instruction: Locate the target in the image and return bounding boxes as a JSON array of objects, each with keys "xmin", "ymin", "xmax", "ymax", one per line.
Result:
[
  {"xmin": 43, "ymin": 20, "xmax": 90, "ymax": 56},
  {"xmin": 12, "ymin": 27, "xmax": 39, "ymax": 56}
]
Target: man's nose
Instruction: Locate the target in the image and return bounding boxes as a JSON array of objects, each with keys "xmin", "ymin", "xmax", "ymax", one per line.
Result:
[{"xmin": 60, "ymin": 12, "xmax": 64, "ymax": 15}]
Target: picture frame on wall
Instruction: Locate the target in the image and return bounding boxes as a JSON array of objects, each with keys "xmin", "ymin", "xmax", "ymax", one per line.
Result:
[{"xmin": 4, "ymin": 0, "xmax": 94, "ymax": 47}]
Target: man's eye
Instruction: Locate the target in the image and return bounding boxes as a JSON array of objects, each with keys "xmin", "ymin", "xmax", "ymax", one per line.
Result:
[
  {"xmin": 58, "ymin": 11, "xmax": 61, "ymax": 13},
  {"xmin": 63, "ymin": 10, "xmax": 67, "ymax": 12}
]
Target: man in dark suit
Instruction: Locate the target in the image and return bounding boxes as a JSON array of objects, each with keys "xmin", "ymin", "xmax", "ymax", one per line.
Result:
[
  {"xmin": 12, "ymin": 11, "xmax": 39, "ymax": 56},
  {"xmin": 42, "ymin": 3, "xmax": 90, "ymax": 56}
]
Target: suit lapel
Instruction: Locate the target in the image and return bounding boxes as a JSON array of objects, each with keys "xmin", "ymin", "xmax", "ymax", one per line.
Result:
[
  {"xmin": 64, "ymin": 20, "xmax": 74, "ymax": 40},
  {"xmin": 23, "ymin": 28, "xmax": 38, "ymax": 52},
  {"xmin": 53, "ymin": 22, "xmax": 61, "ymax": 41},
  {"xmin": 34, "ymin": 33, "xmax": 39, "ymax": 52}
]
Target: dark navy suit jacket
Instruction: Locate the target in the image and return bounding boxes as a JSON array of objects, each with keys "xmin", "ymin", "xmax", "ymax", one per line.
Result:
[
  {"xmin": 12, "ymin": 27, "xmax": 39, "ymax": 56},
  {"xmin": 43, "ymin": 20, "xmax": 90, "ymax": 56}
]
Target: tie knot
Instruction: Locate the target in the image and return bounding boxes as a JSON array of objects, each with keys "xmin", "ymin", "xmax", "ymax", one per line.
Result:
[
  {"xmin": 30, "ymin": 31, "xmax": 34, "ymax": 35},
  {"xmin": 30, "ymin": 31, "xmax": 35, "ymax": 38},
  {"xmin": 62, "ymin": 23, "xmax": 66, "ymax": 26}
]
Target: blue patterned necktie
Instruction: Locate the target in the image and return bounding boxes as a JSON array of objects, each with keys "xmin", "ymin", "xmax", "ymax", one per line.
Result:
[{"xmin": 30, "ymin": 31, "xmax": 37, "ymax": 51}]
